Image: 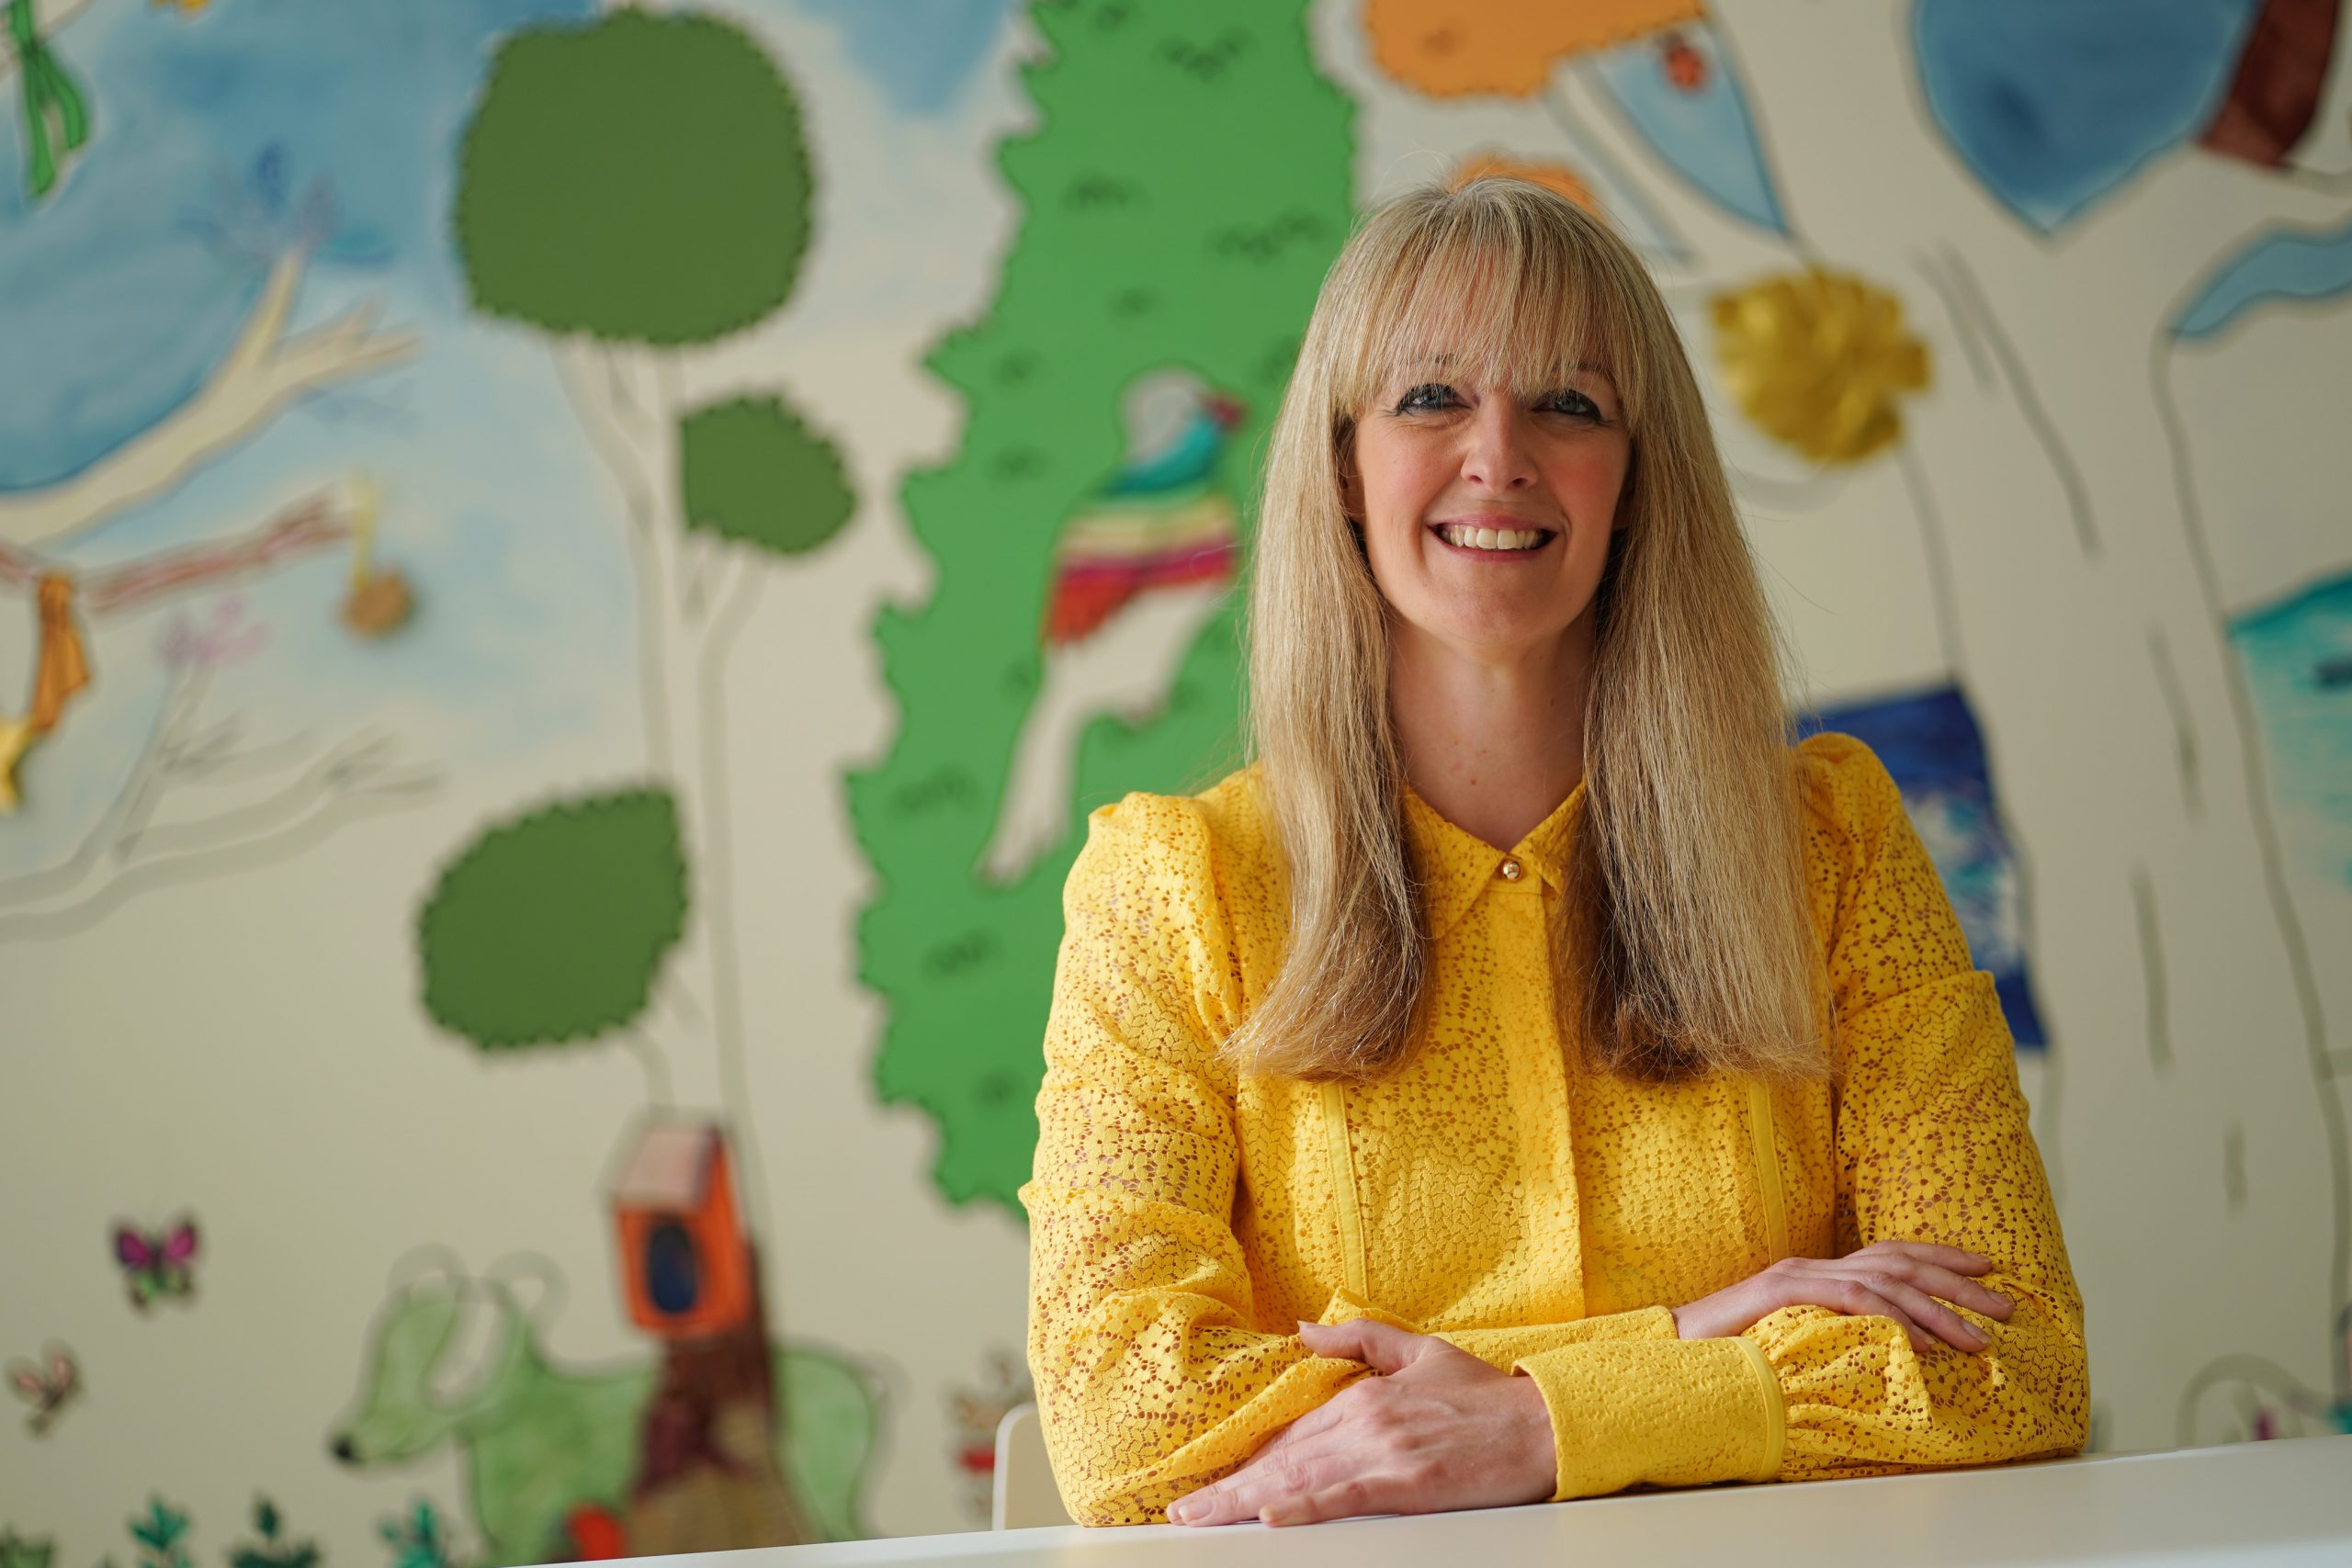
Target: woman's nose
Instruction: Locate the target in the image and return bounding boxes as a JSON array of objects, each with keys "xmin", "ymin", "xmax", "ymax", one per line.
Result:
[{"xmin": 1461, "ymin": 403, "xmax": 1537, "ymax": 490}]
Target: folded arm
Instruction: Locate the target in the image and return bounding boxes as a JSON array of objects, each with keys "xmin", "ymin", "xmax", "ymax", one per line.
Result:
[
  {"xmin": 1510, "ymin": 737, "xmax": 2087, "ymax": 1498},
  {"xmin": 1020, "ymin": 795, "xmax": 1368, "ymax": 1526}
]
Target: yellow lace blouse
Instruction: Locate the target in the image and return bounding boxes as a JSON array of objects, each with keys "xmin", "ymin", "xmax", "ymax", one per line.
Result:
[{"xmin": 1018, "ymin": 732, "xmax": 2087, "ymax": 1526}]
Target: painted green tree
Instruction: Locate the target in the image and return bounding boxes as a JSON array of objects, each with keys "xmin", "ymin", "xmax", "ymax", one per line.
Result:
[
  {"xmin": 845, "ymin": 0, "xmax": 1356, "ymax": 1210},
  {"xmin": 428, "ymin": 6, "xmax": 852, "ymax": 1105},
  {"xmin": 421, "ymin": 6, "xmax": 862, "ymax": 1548}
]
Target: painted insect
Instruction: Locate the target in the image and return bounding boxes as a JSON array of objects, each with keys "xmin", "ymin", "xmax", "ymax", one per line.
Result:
[
  {"xmin": 114, "ymin": 1218, "xmax": 200, "ymax": 1311},
  {"xmin": 6, "ymin": 1343, "xmax": 79, "ymax": 1435}
]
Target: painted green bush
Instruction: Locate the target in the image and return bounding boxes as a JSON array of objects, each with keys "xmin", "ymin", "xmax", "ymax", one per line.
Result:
[
  {"xmin": 454, "ymin": 7, "xmax": 814, "ymax": 345},
  {"xmin": 681, "ymin": 395, "xmax": 855, "ymax": 558},
  {"xmin": 418, "ymin": 790, "xmax": 688, "ymax": 1049}
]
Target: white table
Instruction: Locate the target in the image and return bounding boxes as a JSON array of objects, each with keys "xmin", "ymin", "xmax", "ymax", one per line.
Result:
[{"xmin": 680, "ymin": 1436, "xmax": 2352, "ymax": 1566}]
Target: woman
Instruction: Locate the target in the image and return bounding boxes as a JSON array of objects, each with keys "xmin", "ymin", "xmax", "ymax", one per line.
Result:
[{"xmin": 1018, "ymin": 175, "xmax": 2086, "ymax": 1529}]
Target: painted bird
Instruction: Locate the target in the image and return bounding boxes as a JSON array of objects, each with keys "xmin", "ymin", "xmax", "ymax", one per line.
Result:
[{"xmin": 978, "ymin": 369, "xmax": 1244, "ymax": 885}]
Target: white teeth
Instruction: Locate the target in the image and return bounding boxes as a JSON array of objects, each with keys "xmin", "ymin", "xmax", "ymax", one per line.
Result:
[{"xmin": 1440, "ymin": 525, "xmax": 1546, "ymax": 551}]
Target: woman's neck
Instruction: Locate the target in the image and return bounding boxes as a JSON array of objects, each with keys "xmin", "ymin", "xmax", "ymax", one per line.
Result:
[{"xmin": 1389, "ymin": 619, "xmax": 1593, "ymax": 852}]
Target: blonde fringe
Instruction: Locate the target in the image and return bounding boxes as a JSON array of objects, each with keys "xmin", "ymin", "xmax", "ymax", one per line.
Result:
[{"xmin": 1225, "ymin": 175, "xmax": 1827, "ymax": 1087}]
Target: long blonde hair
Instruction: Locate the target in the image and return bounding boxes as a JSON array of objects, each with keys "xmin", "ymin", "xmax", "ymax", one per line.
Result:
[{"xmin": 1229, "ymin": 175, "xmax": 1827, "ymax": 1086}]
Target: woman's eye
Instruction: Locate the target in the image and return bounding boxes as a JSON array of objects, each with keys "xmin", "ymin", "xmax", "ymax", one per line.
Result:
[
  {"xmin": 1543, "ymin": 388, "xmax": 1602, "ymax": 419},
  {"xmin": 1395, "ymin": 382, "xmax": 1455, "ymax": 413}
]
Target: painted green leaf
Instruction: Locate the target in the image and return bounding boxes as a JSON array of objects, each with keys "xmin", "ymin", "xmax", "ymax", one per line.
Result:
[
  {"xmin": 680, "ymin": 394, "xmax": 856, "ymax": 558},
  {"xmin": 417, "ymin": 789, "xmax": 689, "ymax": 1049},
  {"xmin": 453, "ymin": 8, "xmax": 814, "ymax": 345},
  {"xmin": 0, "ymin": 1532, "xmax": 56, "ymax": 1568}
]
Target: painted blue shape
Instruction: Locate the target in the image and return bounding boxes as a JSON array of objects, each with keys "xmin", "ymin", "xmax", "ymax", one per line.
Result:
[
  {"xmin": 2229, "ymin": 570, "xmax": 2352, "ymax": 890},
  {"xmin": 1589, "ymin": 21, "xmax": 1785, "ymax": 235},
  {"xmin": 1797, "ymin": 684, "xmax": 2051, "ymax": 1048},
  {"xmin": 0, "ymin": 0, "xmax": 598, "ymax": 491},
  {"xmin": 2174, "ymin": 217, "xmax": 2352, "ymax": 340},
  {"xmin": 0, "ymin": 0, "xmax": 647, "ymax": 881},
  {"xmin": 790, "ymin": 0, "xmax": 1014, "ymax": 118},
  {"xmin": 1912, "ymin": 0, "xmax": 2261, "ymax": 232}
]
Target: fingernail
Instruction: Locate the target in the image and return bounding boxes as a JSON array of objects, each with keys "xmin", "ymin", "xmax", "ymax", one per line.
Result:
[
  {"xmin": 1991, "ymin": 1292, "xmax": 2012, "ymax": 1312},
  {"xmin": 1170, "ymin": 1499, "xmax": 1201, "ymax": 1523}
]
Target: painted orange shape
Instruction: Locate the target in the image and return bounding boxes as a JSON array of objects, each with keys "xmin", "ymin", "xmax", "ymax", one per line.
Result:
[
  {"xmin": 1450, "ymin": 152, "xmax": 1599, "ymax": 214},
  {"xmin": 1363, "ymin": 0, "xmax": 1705, "ymax": 98}
]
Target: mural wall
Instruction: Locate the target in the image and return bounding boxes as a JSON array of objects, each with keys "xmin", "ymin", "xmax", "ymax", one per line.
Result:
[{"xmin": 3, "ymin": 0, "xmax": 2347, "ymax": 1553}]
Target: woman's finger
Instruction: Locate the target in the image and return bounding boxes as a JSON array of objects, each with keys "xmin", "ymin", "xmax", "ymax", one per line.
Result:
[
  {"xmin": 1844, "ymin": 1249, "xmax": 2015, "ymax": 1322},
  {"xmin": 1298, "ymin": 1318, "xmax": 1430, "ymax": 1374},
  {"xmin": 1822, "ymin": 1278, "xmax": 1937, "ymax": 1354},
  {"xmin": 1863, "ymin": 1240, "xmax": 1996, "ymax": 1275},
  {"xmin": 1170, "ymin": 1440, "xmax": 1332, "ymax": 1527},
  {"xmin": 1871, "ymin": 1277, "xmax": 1992, "ymax": 1352},
  {"xmin": 1900, "ymin": 1261, "xmax": 2015, "ymax": 1322}
]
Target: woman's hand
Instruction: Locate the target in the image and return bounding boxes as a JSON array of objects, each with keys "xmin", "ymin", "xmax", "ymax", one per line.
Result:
[
  {"xmin": 1166, "ymin": 1320, "xmax": 1555, "ymax": 1528},
  {"xmin": 1672, "ymin": 1240, "xmax": 2014, "ymax": 1353}
]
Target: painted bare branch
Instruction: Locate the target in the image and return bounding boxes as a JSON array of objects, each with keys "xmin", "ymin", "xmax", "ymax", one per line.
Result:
[
  {"xmin": 0, "ymin": 252, "xmax": 416, "ymax": 551},
  {"xmin": 0, "ymin": 660, "xmax": 440, "ymax": 939},
  {"xmin": 0, "ymin": 495, "xmax": 351, "ymax": 611}
]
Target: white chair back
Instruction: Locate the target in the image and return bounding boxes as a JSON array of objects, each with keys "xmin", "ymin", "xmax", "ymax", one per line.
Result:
[{"xmin": 991, "ymin": 1403, "xmax": 1074, "ymax": 1529}]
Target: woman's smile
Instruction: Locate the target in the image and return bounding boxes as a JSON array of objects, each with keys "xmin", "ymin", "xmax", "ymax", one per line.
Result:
[{"xmin": 1428, "ymin": 516, "xmax": 1560, "ymax": 556}]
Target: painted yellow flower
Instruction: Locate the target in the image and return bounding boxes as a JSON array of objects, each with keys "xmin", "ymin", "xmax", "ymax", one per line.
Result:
[
  {"xmin": 151, "ymin": 0, "xmax": 210, "ymax": 14},
  {"xmin": 1710, "ymin": 266, "xmax": 1929, "ymax": 465}
]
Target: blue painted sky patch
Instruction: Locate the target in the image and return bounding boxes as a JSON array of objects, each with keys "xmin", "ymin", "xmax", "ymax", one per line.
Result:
[{"xmin": 1912, "ymin": 0, "xmax": 2260, "ymax": 232}]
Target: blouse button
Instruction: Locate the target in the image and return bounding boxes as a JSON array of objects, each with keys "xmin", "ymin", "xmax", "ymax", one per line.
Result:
[{"xmin": 1498, "ymin": 857, "xmax": 1524, "ymax": 881}]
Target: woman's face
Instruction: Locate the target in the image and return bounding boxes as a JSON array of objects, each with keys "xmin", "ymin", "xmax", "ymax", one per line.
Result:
[{"xmin": 1340, "ymin": 359, "xmax": 1631, "ymax": 663}]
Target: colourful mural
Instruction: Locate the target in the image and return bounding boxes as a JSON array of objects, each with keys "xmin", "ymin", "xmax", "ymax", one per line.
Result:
[{"xmin": 4, "ymin": 0, "xmax": 2349, "ymax": 1553}]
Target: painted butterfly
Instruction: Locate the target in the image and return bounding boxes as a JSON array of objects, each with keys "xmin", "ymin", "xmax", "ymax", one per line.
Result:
[
  {"xmin": 6, "ymin": 1343, "xmax": 78, "ymax": 1436},
  {"xmin": 114, "ymin": 1218, "xmax": 199, "ymax": 1311}
]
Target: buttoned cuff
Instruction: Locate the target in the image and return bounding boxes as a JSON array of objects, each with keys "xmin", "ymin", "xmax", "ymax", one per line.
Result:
[{"xmin": 1510, "ymin": 1335, "xmax": 1785, "ymax": 1501}]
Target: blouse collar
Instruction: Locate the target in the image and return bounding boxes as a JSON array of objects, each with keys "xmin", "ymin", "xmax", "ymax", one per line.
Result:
[{"xmin": 1401, "ymin": 776, "xmax": 1588, "ymax": 944}]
